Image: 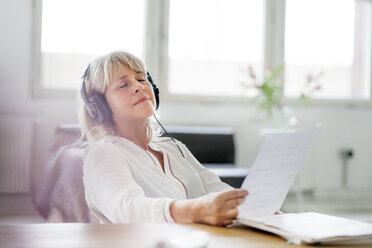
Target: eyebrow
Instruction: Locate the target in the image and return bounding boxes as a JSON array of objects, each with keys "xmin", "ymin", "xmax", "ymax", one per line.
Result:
[
  {"xmin": 113, "ymin": 71, "xmax": 145, "ymax": 86},
  {"xmin": 118, "ymin": 75, "xmax": 127, "ymax": 80},
  {"xmin": 114, "ymin": 74, "xmax": 127, "ymax": 86}
]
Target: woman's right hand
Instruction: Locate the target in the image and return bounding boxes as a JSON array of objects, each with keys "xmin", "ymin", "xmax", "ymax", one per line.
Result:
[{"xmin": 170, "ymin": 189, "xmax": 248, "ymax": 226}]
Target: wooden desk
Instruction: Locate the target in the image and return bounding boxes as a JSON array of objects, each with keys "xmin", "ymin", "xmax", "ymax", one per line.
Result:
[{"xmin": 0, "ymin": 223, "xmax": 370, "ymax": 248}]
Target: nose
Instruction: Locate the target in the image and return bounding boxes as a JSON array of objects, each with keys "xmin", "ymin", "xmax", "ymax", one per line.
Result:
[{"xmin": 134, "ymin": 82, "xmax": 145, "ymax": 94}]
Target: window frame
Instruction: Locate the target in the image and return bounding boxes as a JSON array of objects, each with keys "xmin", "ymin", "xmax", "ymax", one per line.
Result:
[
  {"xmin": 282, "ymin": 0, "xmax": 372, "ymax": 107},
  {"xmin": 157, "ymin": 0, "xmax": 270, "ymax": 104},
  {"xmin": 32, "ymin": 0, "xmax": 372, "ymax": 107},
  {"xmin": 158, "ymin": 0, "xmax": 372, "ymax": 107},
  {"xmin": 31, "ymin": 0, "xmax": 151, "ymax": 99},
  {"xmin": 32, "ymin": 0, "xmax": 75, "ymax": 98}
]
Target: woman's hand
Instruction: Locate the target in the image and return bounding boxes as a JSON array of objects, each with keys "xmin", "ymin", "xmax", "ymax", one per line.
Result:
[
  {"xmin": 192, "ymin": 189, "xmax": 249, "ymax": 226},
  {"xmin": 170, "ymin": 189, "xmax": 248, "ymax": 226}
]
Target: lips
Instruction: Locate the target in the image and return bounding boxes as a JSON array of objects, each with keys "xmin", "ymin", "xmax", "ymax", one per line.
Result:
[{"xmin": 133, "ymin": 96, "xmax": 150, "ymax": 106}]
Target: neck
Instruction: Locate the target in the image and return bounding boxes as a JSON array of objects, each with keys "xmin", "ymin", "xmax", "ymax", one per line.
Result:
[{"xmin": 115, "ymin": 120, "xmax": 149, "ymax": 150}]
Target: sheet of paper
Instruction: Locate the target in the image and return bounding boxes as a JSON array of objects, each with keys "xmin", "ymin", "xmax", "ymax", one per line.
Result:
[{"xmin": 238, "ymin": 127, "xmax": 321, "ymax": 217}]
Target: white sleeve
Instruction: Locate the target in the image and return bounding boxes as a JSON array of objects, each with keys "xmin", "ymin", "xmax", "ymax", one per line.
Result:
[
  {"xmin": 178, "ymin": 142, "xmax": 233, "ymax": 192},
  {"xmin": 83, "ymin": 143, "xmax": 175, "ymax": 223}
]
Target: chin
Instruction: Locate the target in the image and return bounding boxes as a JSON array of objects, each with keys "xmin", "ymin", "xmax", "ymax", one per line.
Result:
[
  {"xmin": 138, "ymin": 108, "xmax": 155, "ymax": 120},
  {"xmin": 131, "ymin": 102, "xmax": 156, "ymax": 120}
]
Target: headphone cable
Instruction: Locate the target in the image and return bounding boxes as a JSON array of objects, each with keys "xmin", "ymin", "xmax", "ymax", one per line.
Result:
[{"xmin": 153, "ymin": 114, "xmax": 185, "ymax": 158}]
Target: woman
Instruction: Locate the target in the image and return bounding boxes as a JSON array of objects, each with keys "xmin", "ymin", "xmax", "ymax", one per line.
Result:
[{"xmin": 79, "ymin": 51, "xmax": 248, "ymax": 225}]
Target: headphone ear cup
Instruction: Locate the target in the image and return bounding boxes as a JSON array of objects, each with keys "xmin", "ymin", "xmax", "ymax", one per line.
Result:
[
  {"xmin": 146, "ymin": 72, "xmax": 160, "ymax": 110},
  {"xmin": 152, "ymin": 85, "xmax": 160, "ymax": 110},
  {"xmin": 81, "ymin": 65, "xmax": 112, "ymax": 124},
  {"xmin": 90, "ymin": 93, "xmax": 113, "ymax": 124}
]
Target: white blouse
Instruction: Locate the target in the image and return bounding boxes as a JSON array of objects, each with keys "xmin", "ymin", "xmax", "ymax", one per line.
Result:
[{"xmin": 83, "ymin": 135, "xmax": 232, "ymax": 223}]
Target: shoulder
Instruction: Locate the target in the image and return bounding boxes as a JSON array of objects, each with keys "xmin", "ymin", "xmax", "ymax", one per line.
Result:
[
  {"xmin": 83, "ymin": 135, "xmax": 122, "ymax": 160},
  {"xmin": 83, "ymin": 135, "xmax": 134, "ymax": 173},
  {"xmin": 84, "ymin": 136, "xmax": 113, "ymax": 152}
]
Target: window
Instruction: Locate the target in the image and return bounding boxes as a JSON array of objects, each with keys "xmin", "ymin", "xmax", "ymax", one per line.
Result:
[
  {"xmin": 35, "ymin": 0, "xmax": 146, "ymax": 93},
  {"xmin": 167, "ymin": 0, "xmax": 264, "ymax": 97},
  {"xmin": 284, "ymin": 0, "xmax": 371, "ymax": 100},
  {"xmin": 164, "ymin": 0, "xmax": 371, "ymax": 102},
  {"xmin": 34, "ymin": 0, "xmax": 372, "ymax": 103}
]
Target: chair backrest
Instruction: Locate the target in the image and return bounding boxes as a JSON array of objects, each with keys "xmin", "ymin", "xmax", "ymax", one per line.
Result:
[{"xmin": 33, "ymin": 124, "xmax": 97, "ymax": 223}]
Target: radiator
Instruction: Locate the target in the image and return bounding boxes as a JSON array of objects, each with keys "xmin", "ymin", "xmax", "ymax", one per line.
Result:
[{"xmin": 0, "ymin": 116, "xmax": 33, "ymax": 193}]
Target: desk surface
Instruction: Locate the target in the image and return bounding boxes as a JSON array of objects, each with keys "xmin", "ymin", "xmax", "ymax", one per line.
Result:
[{"xmin": 0, "ymin": 222, "xmax": 370, "ymax": 248}]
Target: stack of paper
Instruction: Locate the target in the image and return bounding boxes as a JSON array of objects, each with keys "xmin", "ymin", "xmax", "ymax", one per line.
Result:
[
  {"xmin": 238, "ymin": 212, "xmax": 372, "ymax": 245},
  {"xmin": 237, "ymin": 128, "xmax": 372, "ymax": 245}
]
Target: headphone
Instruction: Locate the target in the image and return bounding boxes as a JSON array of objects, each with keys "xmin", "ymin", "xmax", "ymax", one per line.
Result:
[{"xmin": 81, "ymin": 65, "xmax": 160, "ymax": 124}]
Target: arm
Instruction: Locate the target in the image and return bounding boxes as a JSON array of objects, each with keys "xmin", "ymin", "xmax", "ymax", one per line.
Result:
[
  {"xmin": 83, "ymin": 143, "xmax": 174, "ymax": 223},
  {"xmin": 170, "ymin": 189, "xmax": 248, "ymax": 226},
  {"xmin": 168, "ymin": 142, "xmax": 248, "ymax": 225}
]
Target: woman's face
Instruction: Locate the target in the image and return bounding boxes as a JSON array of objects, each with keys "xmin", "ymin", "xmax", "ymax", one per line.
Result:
[{"xmin": 104, "ymin": 65, "xmax": 156, "ymax": 125}]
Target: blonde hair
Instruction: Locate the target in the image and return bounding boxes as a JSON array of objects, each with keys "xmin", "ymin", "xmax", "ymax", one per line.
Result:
[{"xmin": 78, "ymin": 51, "xmax": 158, "ymax": 144}]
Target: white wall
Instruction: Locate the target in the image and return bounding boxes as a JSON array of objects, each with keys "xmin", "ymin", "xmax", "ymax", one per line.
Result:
[{"xmin": 1, "ymin": 1, "xmax": 371, "ymax": 202}]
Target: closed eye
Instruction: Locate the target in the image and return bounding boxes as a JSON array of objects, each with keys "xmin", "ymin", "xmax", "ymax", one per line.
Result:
[{"xmin": 120, "ymin": 83, "xmax": 128, "ymax": 88}]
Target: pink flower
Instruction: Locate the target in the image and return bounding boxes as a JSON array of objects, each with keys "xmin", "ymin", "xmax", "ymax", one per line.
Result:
[
  {"xmin": 306, "ymin": 74, "xmax": 313, "ymax": 83},
  {"xmin": 248, "ymin": 65, "xmax": 256, "ymax": 79}
]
